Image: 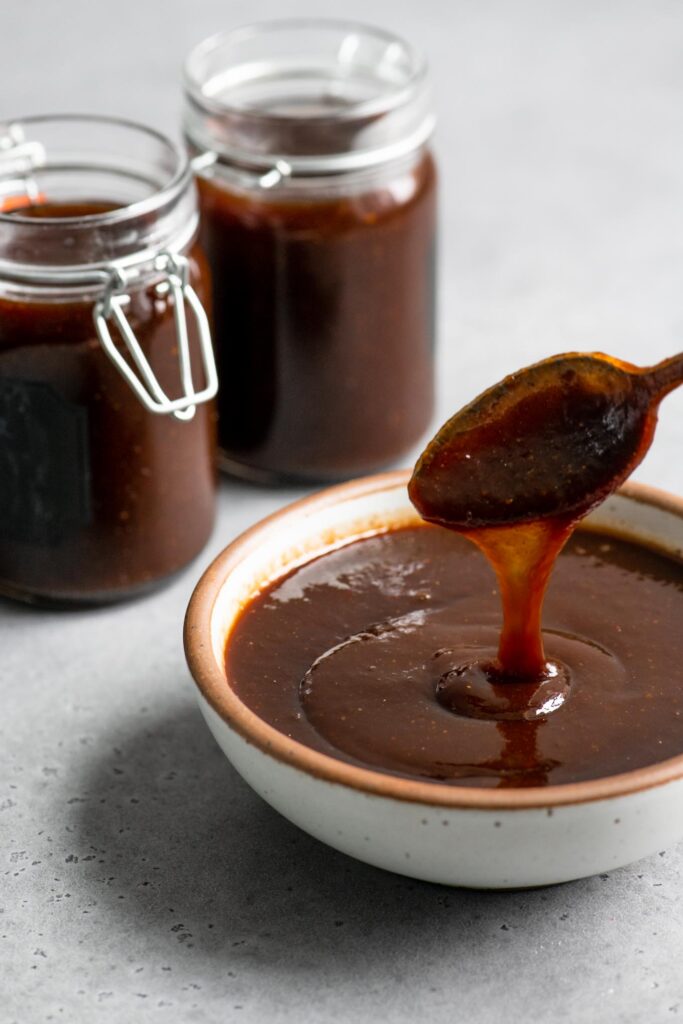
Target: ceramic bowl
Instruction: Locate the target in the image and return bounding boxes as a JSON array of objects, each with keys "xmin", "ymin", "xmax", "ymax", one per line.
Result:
[{"xmin": 184, "ymin": 472, "xmax": 683, "ymax": 889}]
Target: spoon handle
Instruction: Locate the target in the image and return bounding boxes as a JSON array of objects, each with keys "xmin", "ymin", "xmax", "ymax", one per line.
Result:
[{"xmin": 645, "ymin": 352, "xmax": 683, "ymax": 398}]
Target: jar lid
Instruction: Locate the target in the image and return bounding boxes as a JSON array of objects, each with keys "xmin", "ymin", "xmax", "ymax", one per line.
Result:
[{"xmin": 184, "ymin": 19, "xmax": 435, "ymax": 175}]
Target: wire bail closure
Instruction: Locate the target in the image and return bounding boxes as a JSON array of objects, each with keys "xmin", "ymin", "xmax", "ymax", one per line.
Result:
[
  {"xmin": 190, "ymin": 150, "xmax": 293, "ymax": 191},
  {"xmin": 0, "ymin": 123, "xmax": 46, "ymax": 209},
  {"xmin": 93, "ymin": 252, "xmax": 218, "ymax": 422}
]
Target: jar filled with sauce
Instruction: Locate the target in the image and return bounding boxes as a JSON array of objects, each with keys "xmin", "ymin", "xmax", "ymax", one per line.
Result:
[
  {"xmin": 184, "ymin": 20, "xmax": 437, "ymax": 482},
  {"xmin": 0, "ymin": 116, "xmax": 218, "ymax": 604}
]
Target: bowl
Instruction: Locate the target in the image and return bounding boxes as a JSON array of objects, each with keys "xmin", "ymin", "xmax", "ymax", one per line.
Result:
[{"xmin": 184, "ymin": 471, "xmax": 683, "ymax": 888}]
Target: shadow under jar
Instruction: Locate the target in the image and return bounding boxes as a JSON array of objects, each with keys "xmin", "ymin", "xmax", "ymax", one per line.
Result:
[
  {"xmin": 184, "ymin": 19, "xmax": 437, "ymax": 483},
  {"xmin": 0, "ymin": 116, "xmax": 218, "ymax": 605}
]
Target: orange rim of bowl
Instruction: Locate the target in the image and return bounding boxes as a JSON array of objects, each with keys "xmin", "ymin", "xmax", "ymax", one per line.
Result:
[{"xmin": 184, "ymin": 471, "xmax": 683, "ymax": 810}]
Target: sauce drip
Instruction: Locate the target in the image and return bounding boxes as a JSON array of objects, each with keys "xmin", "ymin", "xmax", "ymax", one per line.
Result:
[{"xmin": 409, "ymin": 351, "xmax": 683, "ymax": 696}]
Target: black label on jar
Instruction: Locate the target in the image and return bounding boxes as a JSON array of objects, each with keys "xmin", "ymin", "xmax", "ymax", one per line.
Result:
[{"xmin": 0, "ymin": 379, "xmax": 91, "ymax": 545}]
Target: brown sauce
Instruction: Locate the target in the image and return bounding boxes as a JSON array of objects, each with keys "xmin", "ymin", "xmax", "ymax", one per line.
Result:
[
  {"xmin": 0, "ymin": 200, "xmax": 216, "ymax": 603},
  {"xmin": 5, "ymin": 200, "xmax": 121, "ymax": 218},
  {"xmin": 197, "ymin": 153, "xmax": 436, "ymax": 481},
  {"xmin": 225, "ymin": 525, "xmax": 683, "ymax": 787}
]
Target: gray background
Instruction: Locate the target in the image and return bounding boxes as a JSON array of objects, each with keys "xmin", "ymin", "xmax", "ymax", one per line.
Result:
[{"xmin": 2, "ymin": 0, "xmax": 683, "ymax": 1021}]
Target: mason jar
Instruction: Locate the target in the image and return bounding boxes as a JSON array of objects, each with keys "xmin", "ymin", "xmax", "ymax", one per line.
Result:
[
  {"xmin": 184, "ymin": 19, "xmax": 436, "ymax": 483},
  {"xmin": 0, "ymin": 115, "xmax": 218, "ymax": 604}
]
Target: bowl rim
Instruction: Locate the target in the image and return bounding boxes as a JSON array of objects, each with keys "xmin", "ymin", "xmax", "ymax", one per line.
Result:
[{"xmin": 184, "ymin": 471, "xmax": 683, "ymax": 810}]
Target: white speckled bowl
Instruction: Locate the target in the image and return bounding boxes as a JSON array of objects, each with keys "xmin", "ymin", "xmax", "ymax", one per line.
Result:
[{"xmin": 184, "ymin": 472, "xmax": 683, "ymax": 888}]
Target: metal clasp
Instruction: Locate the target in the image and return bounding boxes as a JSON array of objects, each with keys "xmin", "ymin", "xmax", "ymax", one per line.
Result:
[
  {"xmin": 190, "ymin": 150, "xmax": 293, "ymax": 191},
  {"xmin": 0, "ymin": 123, "xmax": 46, "ymax": 209},
  {"xmin": 93, "ymin": 252, "xmax": 218, "ymax": 422}
]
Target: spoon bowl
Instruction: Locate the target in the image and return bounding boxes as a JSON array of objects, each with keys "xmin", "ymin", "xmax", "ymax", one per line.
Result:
[{"xmin": 409, "ymin": 351, "xmax": 682, "ymax": 530}]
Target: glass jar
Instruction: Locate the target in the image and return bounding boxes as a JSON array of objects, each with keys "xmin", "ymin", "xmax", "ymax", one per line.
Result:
[
  {"xmin": 0, "ymin": 116, "xmax": 218, "ymax": 604},
  {"xmin": 184, "ymin": 19, "xmax": 436, "ymax": 483}
]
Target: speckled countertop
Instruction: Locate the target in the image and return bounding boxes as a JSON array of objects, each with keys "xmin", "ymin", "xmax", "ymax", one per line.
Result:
[{"xmin": 3, "ymin": 1, "xmax": 683, "ymax": 1021}]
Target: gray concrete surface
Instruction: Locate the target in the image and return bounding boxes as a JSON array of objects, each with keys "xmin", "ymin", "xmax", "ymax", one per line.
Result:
[{"xmin": 2, "ymin": 0, "xmax": 683, "ymax": 1020}]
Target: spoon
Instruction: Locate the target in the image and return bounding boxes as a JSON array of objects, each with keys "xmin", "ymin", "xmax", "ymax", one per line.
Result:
[
  {"xmin": 409, "ymin": 350, "xmax": 683, "ymax": 685},
  {"xmin": 409, "ymin": 351, "xmax": 683, "ymax": 530}
]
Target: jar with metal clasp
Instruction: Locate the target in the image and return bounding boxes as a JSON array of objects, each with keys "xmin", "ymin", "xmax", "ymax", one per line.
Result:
[
  {"xmin": 184, "ymin": 19, "xmax": 437, "ymax": 483},
  {"xmin": 0, "ymin": 115, "xmax": 218, "ymax": 604}
]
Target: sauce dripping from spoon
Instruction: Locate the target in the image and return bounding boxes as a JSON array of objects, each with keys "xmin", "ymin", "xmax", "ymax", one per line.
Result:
[{"xmin": 409, "ymin": 350, "xmax": 683, "ymax": 708}]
